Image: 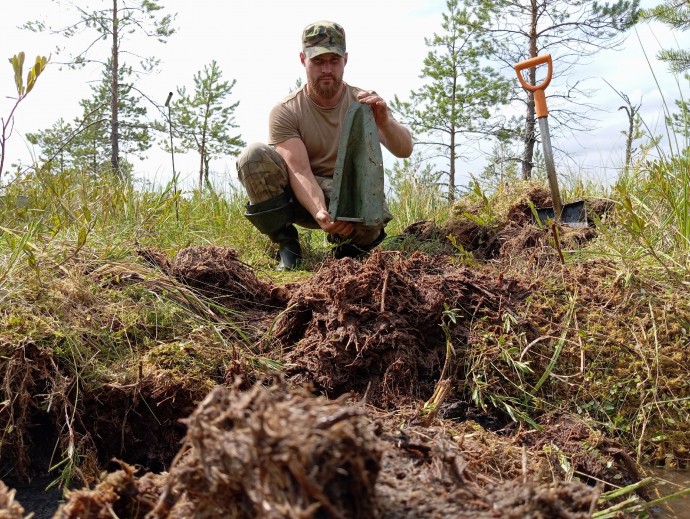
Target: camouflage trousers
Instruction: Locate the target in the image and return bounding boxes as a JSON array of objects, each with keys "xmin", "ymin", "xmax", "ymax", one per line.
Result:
[{"xmin": 236, "ymin": 142, "xmax": 390, "ymax": 245}]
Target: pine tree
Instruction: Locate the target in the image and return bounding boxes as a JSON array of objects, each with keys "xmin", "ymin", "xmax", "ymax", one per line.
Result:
[
  {"xmin": 23, "ymin": 0, "xmax": 175, "ymax": 177},
  {"xmin": 641, "ymin": 0, "xmax": 690, "ymax": 72},
  {"xmin": 28, "ymin": 61, "xmax": 152, "ymax": 178},
  {"xmin": 163, "ymin": 61, "xmax": 245, "ymax": 190},
  {"xmin": 391, "ymin": 0, "xmax": 511, "ymax": 202}
]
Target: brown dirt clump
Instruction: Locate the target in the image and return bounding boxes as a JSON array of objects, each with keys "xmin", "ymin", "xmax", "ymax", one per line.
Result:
[
  {"xmin": 504, "ymin": 185, "xmax": 554, "ymax": 226},
  {"xmin": 586, "ymin": 197, "xmax": 616, "ymax": 221},
  {"xmin": 274, "ymin": 250, "xmax": 528, "ymax": 408},
  {"xmin": 150, "ymin": 380, "xmax": 381, "ymax": 519},
  {"xmin": 54, "ymin": 461, "xmax": 165, "ymax": 518},
  {"xmin": 170, "ymin": 245, "xmax": 288, "ymax": 309},
  {"xmin": 0, "ymin": 481, "xmax": 26, "ymax": 519},
  {"xmin": 498, "ymin": 222, "xmax": 597, "ymax": 264},
  {"xmin": 401, "ymin": 220, "xmax": 446, "ymax": 242},
  {"xmin": 418, "ymin": 185, "xmax": 598, "ymax": 264},
  {"xmin": 374, "ymin": 415, "xmax": 601, "ymax": 518},
  {"xmin": 136, "ymin": 246, "xmax": 171, "ymax": 272},
  {"xmin": 50, "ymin": 381, "xmax": 603, "ymax": 519},
  {"xmin": 442, "ymin": 217, "xmax": 503, "ymax": 260},
  {"xmin": 397, "ymin": 220, "xmax": 456, "ymax": 255}
]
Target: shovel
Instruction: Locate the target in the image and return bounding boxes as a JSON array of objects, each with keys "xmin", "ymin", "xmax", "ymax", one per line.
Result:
[
  {"xmin": 329, "ymin": 101, "xmax": 386, "ymax": 226},
  {"xmin": 514, "ymin": 54, "xmax": 587, "ymax": 227}
]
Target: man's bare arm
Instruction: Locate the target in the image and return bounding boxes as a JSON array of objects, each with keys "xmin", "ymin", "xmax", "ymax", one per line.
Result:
[{"xmin": 274, "ymin": 138, "xmax": 353, "ymax": 236}]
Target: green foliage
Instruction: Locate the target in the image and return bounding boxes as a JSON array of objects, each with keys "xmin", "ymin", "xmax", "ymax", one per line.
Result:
[
  {"xmin": 640, "ymin": 0, "xmax": 690, "ymax": 72},
  {"xmin": 479, "ymin": 139, "xmax": 521, "ymax": 189},
  {"xmin": 26, "ymin": 118, "xmax": 77, "ymax": 173},
  {"xmin": 161, "ymin": 61, "xmax": 245, "ymax": 190},
  {"xmin": 28, "ymin": 61, "xmax": 152, "ymax": 177},
  {"xmin": 9, "ymin": 52, "xmax": 48, "ymax": 96},
  {"xmin": 614, "ymin": 154, "xmax": 690, "ymax": 271},
  {"xmin": 385, "ymin": 155, "xmax": 448, "ymax": 231},
  {"xmin": 391, "ymin": 0, "xmax": 511, "ymax": 203},
  {"xmin": 21, "ymin": 0, "xmax": 175, "ymax": 176},
  {"xmin": 609, "ymin": 70, "xmax": 690, "ymax": 275},
  {"xmin": 667, "ymin": 73, "xmax": 690, "ymax": 139},
  {"xmin": 1, "ymin": 53, "xmax": 49, "ymax": 178}
]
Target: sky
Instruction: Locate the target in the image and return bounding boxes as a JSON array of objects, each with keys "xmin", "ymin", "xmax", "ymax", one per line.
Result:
[{"xmin": 0, "ymin": 0, "xmax": 687, "ymax": 192}]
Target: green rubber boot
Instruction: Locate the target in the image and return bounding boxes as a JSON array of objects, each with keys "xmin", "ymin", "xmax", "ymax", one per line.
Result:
[{"xmin": 244, "ymin": 192, "xmax": 302, "ymax": 270}]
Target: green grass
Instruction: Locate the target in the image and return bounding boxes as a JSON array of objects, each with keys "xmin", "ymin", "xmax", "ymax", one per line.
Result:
[{"xmin": 1, "ymin": 137, "xmax": 689, "ymax": 509}]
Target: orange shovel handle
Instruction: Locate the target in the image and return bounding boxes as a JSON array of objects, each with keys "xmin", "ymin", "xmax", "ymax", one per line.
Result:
[{"xmin": 514, "ymin": 54, "xmax": 553, "ymax": 118}]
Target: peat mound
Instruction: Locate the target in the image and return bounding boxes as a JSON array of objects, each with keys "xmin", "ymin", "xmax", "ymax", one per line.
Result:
[
  {"xmin": 274, "ymin": 250, "xmax": 529, "ymax": 408},
  {"xmin": 0, "ymin": 249, "xmax": 275, "ymax": 484},
  {"xmin": 406, "ymin": 185, "xmax": 599, "ymax": 263},
  {"xmin": 502, "ymin": 184, "xmax": 554, "ymax": 226},
  {"xmin": 37, "ymin": 380, "xmax": 604, "ymax": 519},
  {"xmin": 169, "ymin": 245, "xmax": 289, "ymax": 309},
  {"xmin": 150, "ymin": 380, "xmax": 380, "ymax": 518}
]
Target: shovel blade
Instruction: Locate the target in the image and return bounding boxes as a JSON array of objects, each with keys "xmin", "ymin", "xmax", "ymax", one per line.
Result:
[{"xmin": 535, "ymin": 200, "xmax": 588, "ymax": 228}]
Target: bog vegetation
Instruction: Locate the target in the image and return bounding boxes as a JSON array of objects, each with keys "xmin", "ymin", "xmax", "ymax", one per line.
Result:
[
  {"xmin": 1, "ymin": 0, "xmax": 690, "ymax": 516},
  {"xmin": 1, "ymin": 116, "xmax": 689, "ymax": 516}
]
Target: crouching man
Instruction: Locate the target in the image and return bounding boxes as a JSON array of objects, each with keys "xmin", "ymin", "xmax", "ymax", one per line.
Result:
[{"xmin": 237, "ymin": 20, "xmax": 413, "ymax": 270}]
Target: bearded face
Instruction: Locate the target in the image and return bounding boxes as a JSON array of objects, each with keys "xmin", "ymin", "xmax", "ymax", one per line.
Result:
[
  {"xmin": 309, "ymin": 73, "xmax": 343, "ymax": 99},
  {"xmin": 303, "ymin": 53, "xmax": 347, "ymax": 101}
]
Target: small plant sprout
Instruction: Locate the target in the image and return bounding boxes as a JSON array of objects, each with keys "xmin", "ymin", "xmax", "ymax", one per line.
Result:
[{"xmin": 1, "ymin": 52, "xmax": 49, "ymax": 179}]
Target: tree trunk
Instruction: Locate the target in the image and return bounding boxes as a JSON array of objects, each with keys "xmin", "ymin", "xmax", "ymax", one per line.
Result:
[
  {"xmin": 449, "ymin": 130, "xmax": 456, "ymax": 204},
  {"xmin": 203, "ymin": 156, "xmax": 210, "ymax": 186},
  {"xmin": 198, "ymin": 145, "xmax": 205, "ymax": 192},
  {"xmin": 521, "ymin": 0, "xmax": 539, "ymax": 180},
  {"xmin": 621, "ymin": 99, "xmax": 638, "ymax": 174},
  {"xmin": 110, "ymin": 0, "xmax": 120, "ymax": 177},
  {"xmin": 522, "ymin": 95, "xmax": 537, "ymax": 180},
  {"xmin": 448, "ymin": 72, "xmax": 458, "ymax": 203}
]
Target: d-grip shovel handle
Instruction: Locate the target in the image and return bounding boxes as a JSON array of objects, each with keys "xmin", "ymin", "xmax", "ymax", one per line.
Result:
[{"xmin": 514, "ymin": 54, "xmax": 552, "ymax": 119}]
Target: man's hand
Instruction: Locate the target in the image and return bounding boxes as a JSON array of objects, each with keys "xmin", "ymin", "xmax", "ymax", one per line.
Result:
[
  {"xmin": 315, "ymin": 209, "xmax": 354, "ymax": 236},
  {"xmin": 357, "ymin": 90, "xmax": 391, "ymax": 128}
]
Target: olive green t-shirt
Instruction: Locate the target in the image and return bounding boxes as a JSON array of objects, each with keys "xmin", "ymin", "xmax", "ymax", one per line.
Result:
[{"xmin": 268, "ymin": 83, "xmax": 365, "ymax": 178}]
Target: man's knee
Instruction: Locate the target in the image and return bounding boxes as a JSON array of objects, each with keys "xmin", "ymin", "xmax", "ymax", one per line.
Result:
[{"xmin": 236, "ymin": 143, "xmax": 289, "ymax": 204}]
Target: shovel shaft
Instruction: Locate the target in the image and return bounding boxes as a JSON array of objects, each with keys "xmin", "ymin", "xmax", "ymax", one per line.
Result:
[
  {"xmin": 515, "ymin": 54, "xmax": 564, "ymax": 222},
  {"xmin": 538, "ymin": 117, "xmax": 563, "ymax": 220}
]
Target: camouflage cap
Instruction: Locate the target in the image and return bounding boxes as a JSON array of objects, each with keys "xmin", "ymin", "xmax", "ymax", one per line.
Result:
[{"xmin": 302, "ymin": 21, "xmax": 346, "ymax": 58}]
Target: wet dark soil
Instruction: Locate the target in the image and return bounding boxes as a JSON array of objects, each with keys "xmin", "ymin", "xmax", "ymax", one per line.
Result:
[{"xmin": 2, "ymin": 479, "xmax": 62, "ymax": 519}]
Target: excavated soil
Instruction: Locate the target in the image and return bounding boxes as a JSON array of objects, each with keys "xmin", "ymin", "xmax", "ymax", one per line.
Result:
[
  {"xmin": 1, "ymin": 186, "xmax": 680, "ymax": 518},
  {"xmin": 49, "ymin": 382, "xmax": 601, "ymax": 519},
  {"xmin": 274, "ymin": 251, "xmax": 528, "ymax": 409}
]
